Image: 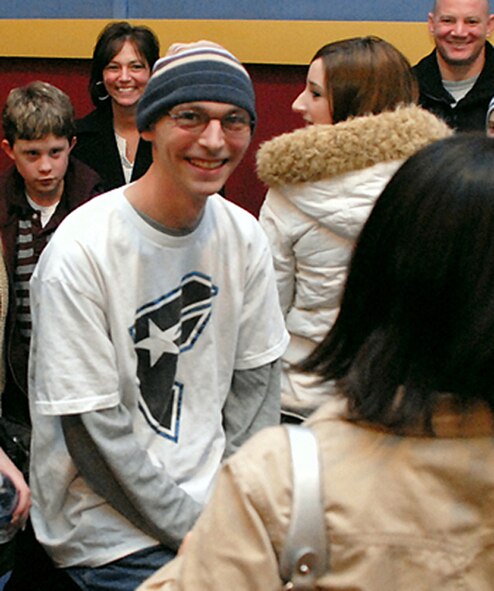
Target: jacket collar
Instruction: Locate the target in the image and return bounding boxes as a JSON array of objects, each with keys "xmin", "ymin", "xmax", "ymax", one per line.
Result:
[
  {"xmin": 256, "ymin": 105, "xmax": 452, "ymax": 187},
  {"xmin": 0, "ymin": 158, "xmax": 100, "ymax": 227},
  {"xmin": 416, "ymin": 42, "xmax": 494, "ymax": 104},
  {"xmin": 0, "ymin": 167, "xmax": 34, "ymax": 223},
  {"xmin": 310, "ymin": 394, "xmax": 494, "ymax": 438}
]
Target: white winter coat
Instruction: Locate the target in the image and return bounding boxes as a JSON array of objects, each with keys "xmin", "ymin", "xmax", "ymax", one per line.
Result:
[{"xmin": 257, "ymin": 105, "xmax": 452, "ymax": 418}]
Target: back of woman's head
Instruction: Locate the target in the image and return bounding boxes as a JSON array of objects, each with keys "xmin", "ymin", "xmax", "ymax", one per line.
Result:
[
  {"xmin": 89, "ymin": 21, "xmax": 160, "ymax": 107},
  {"xmin": 313, "ymin": 36, "xmax": 418, "ymax": 124},
  {"xmin": 301, "ymin": 134, "xmax": 494, "ymax": 428}
]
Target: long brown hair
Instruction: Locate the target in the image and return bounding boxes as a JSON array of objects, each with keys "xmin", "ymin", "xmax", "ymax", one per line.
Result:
[{"xmin": 313, "ymin": 36, "xmax": 419, "ymax": 124}]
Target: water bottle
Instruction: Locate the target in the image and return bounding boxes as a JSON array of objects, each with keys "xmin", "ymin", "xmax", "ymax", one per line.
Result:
[{"xmin": 0, "ymin": 472, "xmax": 20, "ymax": 544}]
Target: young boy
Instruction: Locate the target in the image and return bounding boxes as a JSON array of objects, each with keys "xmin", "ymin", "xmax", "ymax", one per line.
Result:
[
  {"xmin": 0, "ymin": 81, "xmax": 102, "ymax": 590},
  {"xmin": 0, "ymin": 80, "xmax": 103, "ymax": 426}
]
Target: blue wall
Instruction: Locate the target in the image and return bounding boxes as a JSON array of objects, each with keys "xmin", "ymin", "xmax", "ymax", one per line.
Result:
[{"xmin": 0, "ymin": 1, "xmax": 432, "ymax": 21}]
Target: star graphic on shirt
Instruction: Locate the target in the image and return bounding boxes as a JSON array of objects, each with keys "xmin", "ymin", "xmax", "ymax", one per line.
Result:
[{"xmin": 135, "ymin": 319, "xmax": 180, "ymax": 367}]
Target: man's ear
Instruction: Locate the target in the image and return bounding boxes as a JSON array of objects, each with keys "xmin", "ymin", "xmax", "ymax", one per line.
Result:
[
  {"xmin": 140, "ymin": 128, "xmax": 154, "ymax": 142},
  {"xmin": 68, "ymin": 136, "xmax": 77, "ymax": 152},
  {"xmin": 427, "ymin": 12, "xmax": 436, "ymax": 37},
  {"xmin": 1, "ymin": 139, "xmax": 15, "ymax": 162},
  {"xmin": 487, "ymin": 14, "xmax": 494, "ymax": 38}
]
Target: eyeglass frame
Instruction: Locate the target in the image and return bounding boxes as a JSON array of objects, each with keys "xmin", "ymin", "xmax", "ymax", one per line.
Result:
[{"xmin": 166, "ymin": 105, "xmax": 253, "ymax": 135}]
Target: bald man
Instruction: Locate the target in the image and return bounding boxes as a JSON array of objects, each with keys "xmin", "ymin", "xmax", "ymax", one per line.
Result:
[{"xmin": 414, "ymin": 0, "xmax": 494, "ymax": 130}]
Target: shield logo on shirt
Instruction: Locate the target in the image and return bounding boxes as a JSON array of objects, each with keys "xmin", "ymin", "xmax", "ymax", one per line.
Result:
[{"xmin": 129, "ymin": 271, "xmax": 218, "ymax": 442}]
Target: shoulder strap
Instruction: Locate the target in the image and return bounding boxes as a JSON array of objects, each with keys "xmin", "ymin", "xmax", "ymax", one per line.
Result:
[{"xmin": 279, "ymin": 424, "xmax": 329, "ymax": 590}]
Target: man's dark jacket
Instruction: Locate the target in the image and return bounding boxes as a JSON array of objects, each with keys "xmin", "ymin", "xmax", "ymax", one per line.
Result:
[
  {"xmin": 413, "ymin": 42, "xmax": 494, "ymax": 132},
  {"xmin": 0, "ymin": 157, "xmax": 103, "ymax": 427}
]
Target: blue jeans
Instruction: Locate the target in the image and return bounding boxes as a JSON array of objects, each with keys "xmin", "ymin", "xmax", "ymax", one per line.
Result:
[{"xmin": 65, "ymin": 545, "xmax": 176, "ymax": 591}]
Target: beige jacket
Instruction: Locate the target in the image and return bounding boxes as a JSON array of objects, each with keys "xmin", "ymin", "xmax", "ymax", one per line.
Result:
[
  {"xmin": 257, "ymin": 106, "xmax": 452, "ymax": 418},
  {"xmin": 139, "ymin": 395, "xmax": 494, "ymax": 590}
]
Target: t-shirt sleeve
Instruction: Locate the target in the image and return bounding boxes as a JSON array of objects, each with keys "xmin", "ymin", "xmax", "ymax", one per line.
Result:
[
  {"xmin": 233, "ymin": 225, "xmax": 289, "ymax": 371},
  {"xmin": 30, "ymin": 253, "xmax": 120, "ymax": 415}
]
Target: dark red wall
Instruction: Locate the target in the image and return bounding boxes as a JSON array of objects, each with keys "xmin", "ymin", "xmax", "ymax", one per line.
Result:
[
  {"xmin": 0, "ymin": 58, "xmax": 306, "ymax": 218},
  {"xmin": 225, "ymin": 64, "xmax": 306, "ymax": 216}
]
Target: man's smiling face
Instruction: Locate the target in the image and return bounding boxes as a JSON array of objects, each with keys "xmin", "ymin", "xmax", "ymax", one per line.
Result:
[
  {"xmin": 429, "ymin": 0, "xmax": 494, "ymax": 71},
  {"xmin": 143, "ymin": 101, "xmax": 251, "ymax": 202}
]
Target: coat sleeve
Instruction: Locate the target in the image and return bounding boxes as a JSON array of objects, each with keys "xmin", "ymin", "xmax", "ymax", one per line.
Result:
[
  {"xmin": 259, "ymin": 188, "xmax": 297, "ymax": 316},
  {"xmin": 136, "ymin": 427, "xmax": 291, "ymax": 591}
]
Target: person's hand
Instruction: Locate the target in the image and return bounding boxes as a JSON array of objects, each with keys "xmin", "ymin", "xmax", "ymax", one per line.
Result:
[
  {"xmin": 0, "ymin": 448, "xmax": 31, "ymax": 527},
  {"xmin": 165, "ymin": 40, "xmax": 224, "ymax": 57}
]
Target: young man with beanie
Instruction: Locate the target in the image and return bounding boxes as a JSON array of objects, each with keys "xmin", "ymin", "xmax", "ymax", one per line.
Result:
[{"xmin": 28, "ymin": 43, "xmax": 288, "ymax": 591}]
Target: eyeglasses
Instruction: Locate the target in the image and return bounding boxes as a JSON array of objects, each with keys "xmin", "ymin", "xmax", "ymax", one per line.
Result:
[{"xmin": 167, "ymin": 108, "xmax": 251, "ymax": 135}]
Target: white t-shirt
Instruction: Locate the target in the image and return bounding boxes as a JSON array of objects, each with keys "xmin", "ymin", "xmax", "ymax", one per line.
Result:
[
  {"xmin": 25, "ymin": 194, "xmax": 60, "ymax": 227},
  {"xmin": 29, "ymin": 187, "xmax": 288, "ymax": 567}
]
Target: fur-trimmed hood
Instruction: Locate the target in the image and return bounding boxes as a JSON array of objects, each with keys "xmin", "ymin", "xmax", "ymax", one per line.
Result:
[{"xmin": 256, "ymin": 105, "xmax": 452, "ymax": 187}]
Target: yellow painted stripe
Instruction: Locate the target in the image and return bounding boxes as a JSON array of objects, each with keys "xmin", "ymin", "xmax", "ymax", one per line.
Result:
[{"xmin": 0, "ymin": 19, "xmax": 433, "ymax": 65}]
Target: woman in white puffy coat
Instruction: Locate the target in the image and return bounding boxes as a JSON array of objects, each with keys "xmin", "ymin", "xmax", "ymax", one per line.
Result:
[{"xmin": 257, "ymin": 37, "xmax": 452, "ymax": 421}]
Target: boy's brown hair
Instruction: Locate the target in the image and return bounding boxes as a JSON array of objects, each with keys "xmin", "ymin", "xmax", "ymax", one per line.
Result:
[{"xmin": 2, "ymin": 81, "xmax": 75, "ymax": 146}]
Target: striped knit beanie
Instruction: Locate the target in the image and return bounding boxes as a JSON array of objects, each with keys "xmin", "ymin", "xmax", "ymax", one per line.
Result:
[{"xmin": 137, "ymin": 45, "xmax": 256, "ymax": 132}]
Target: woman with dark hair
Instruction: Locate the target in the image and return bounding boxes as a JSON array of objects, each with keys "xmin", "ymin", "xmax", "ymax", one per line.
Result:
[
  {"xmin": 257, "ymin": 36, "xmax": 451, "ymax": 422},
  {"xmin": 73, "ymin": 21, "xmax": 160, "ymax": 190},
  {"xmin": 139, "ymin": 133, "xmax": 494, "ymax": 590}
]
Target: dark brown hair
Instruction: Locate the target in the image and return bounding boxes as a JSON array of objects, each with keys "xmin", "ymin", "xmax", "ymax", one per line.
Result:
[{"xmin": 89, "ymin": 21, "xmax": 160, "ymax": 108}]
